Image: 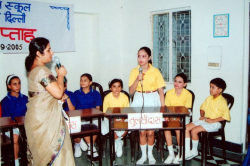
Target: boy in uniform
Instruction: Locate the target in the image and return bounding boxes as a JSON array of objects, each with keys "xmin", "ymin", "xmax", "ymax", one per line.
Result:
[{"xmin": 185, "ymin": 78, "xmax": 230, "ymax": 160}]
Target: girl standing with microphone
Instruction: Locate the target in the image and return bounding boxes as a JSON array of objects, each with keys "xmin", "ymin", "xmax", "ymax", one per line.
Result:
[{"xmin": 129, "ymin": 46, "xmax": 165, "ymax": 164}]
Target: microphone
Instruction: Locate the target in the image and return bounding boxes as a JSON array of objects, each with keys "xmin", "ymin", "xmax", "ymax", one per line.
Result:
[
  {"xmin": 53, "ymin": 56, "xmax": 66, "ymax": 82},
  {"xmin": 54, "ymin": 56, "xmax": 61, "ymax": 69},
  {"xmin": 139, "ymin": 67, "xmax": 143, "ymax": 86}
]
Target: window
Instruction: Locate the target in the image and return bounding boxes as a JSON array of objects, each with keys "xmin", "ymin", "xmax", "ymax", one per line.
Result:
[{"xmin": 152, "ymin": 9, "xmax": 191, "ymax": 82}]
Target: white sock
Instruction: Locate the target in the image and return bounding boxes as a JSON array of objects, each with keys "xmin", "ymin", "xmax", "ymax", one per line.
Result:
[
  {"xmin": 167, "ymin": 145, "xmax": 175, "ymax": 156},
  {"xmin": 136, "ymin": 144, "xmax": 147, "ymax": 164},
  {"xmin": 147, "ymin": 144, "xmax": 156, "ymax": 164},
  {"xmin": 141, "ymin": 144, "xmax": 147, "ymax": 157},
  {"xmin": 15, "ymin": 159, "xmax": 19, "ymax": 166},
  {"xmin": 185, "ymin": 138, "xmax": 191, "ymax": 152},
  {"xmin": 147, "ymin": 144, "xmax": 154, "ymax": 157},
  {"xmin": 191, "ymin": 140, "xmax": 199, "ymax": 154},
  {"xmin": 74, "ymin": 143, "xmax": 80, "ymax": 148}
]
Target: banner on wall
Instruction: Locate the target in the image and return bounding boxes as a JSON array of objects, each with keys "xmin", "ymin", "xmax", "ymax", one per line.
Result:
[{"xmin": 0, "ymin": 0, "xmax": 75, "ymax": 53}]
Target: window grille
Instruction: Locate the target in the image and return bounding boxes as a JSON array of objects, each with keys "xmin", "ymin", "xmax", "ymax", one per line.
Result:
[{"xmin": 153, "ymin": 10, "xmax": 191, "ymax": 82}]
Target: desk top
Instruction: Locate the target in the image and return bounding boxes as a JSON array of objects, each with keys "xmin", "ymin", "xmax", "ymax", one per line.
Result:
[
  {"xmin": 112, "ymin": 121, "xmax": 183, "ymax": 130},
  {"xmin": 0, "ymin": 117, "xmax": 17, "ymax": 128},
  {"xmin": 105, "ymin": 106, "xmax": 189, "ymax": 117},
  {"xmin": 15, "ymin": 116, "xmax": 25, "ymax": 126},
  {"xmin": 68, "ymin": 108, "xmax": 104, "ymax": 118}
]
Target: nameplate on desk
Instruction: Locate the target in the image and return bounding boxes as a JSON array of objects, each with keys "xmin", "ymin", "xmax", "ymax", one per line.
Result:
[
  {"xmin": 128, "ymin": 113, "xmax": 162, "ymax": 129},
  {"xmin": 66, "ymin": 116, "xmax": 81, "ymax": 134}
]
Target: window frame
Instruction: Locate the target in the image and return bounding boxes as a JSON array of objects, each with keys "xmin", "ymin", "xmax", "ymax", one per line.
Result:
[{"xmin": 150, "ymin": 7, "xmax": 192, "ymax": 84}]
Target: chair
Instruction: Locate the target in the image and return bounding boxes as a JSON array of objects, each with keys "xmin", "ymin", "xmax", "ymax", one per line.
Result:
[
  {"xmin": 158, "ymin": 89, "xmax": 195, "ymax": 161},
  {"xmin": 102, "ymin": 90, "xmax": 131, "ymax": 158},
  {"xmin": 91, "ymin": 82, "xmax": 104, "ymax": 111},
  {"xmin": 200, "ymin": 93, "xmax": 234, "ymax": 165},
  {"xmin": 187, "ymin": 89, "xmax": 195, "ymax": 123}
]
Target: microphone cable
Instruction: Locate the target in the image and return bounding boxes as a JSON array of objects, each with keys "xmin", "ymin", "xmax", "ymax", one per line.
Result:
[{"xmin": 135, "ymin": 71, "xmax": 145, "ymax": 166}]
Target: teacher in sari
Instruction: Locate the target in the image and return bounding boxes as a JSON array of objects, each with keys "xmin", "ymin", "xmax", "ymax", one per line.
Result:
[{"xmin": 24, "ymin": 37, "xmax": 75, "ymax": 165}]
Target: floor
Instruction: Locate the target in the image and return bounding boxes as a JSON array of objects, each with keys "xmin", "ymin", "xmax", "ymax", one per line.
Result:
[
  {"xmin": 1, "ymin": 137, "xmax": 245, "ymax": 166},
  {"xmin": 74, "ymin": 139, "xmax": 244, "ymax": 166}
]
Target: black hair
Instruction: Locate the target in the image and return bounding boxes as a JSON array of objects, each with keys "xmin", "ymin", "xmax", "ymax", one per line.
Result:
[
  {"xmin": 6, "ymin": 75, "xmax": 20, "ymax": 92},
  {"xmin": 138, "ymin": 46, "xmax": 152, "ymax": 64},
  {"xmin": 108, "ymin": 79, "xmax": 123, "ymax": 89},
  {"xmin": 175, "ymin": 73, "xmax": 188, "ymax": 83},
  {"xmin": 25, "ymin": 37, "xmax": 50, "ymax": 72},
  {"xmin": 210, "ymin": 78, "xmax": 227, "ymax": 92},
  {"xmin": 80, "ymin": 73, "xmax": 92, "ymax": 82}
]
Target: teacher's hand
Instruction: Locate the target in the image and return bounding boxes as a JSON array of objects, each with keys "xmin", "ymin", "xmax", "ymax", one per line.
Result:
[{"xmin": 56, "ymin": 65, "xmax": 67, "ymax": 77}]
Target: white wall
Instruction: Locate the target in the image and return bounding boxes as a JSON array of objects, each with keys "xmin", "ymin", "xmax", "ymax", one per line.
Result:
[
  {"xmin": 0, "ymin": 0, "xmax": 248, "ymax": 151},
  {"xmin": 120, "ymin": 0, "xmax": 249, "ymax": 150}
]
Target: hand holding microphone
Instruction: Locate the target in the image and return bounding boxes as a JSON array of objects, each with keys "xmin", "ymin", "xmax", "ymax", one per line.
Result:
[
  {"xmin": 54, "ymin": 56, "xmax": 67, "ymax": 80},
  {"xmin": 138, "ymin": 67, "xmax": 144, "ymax": 86}
]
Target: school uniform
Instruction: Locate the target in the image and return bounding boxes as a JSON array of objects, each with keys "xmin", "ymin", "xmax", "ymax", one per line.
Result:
[
  {"xmin": 129, "ymin": 64, "xmax": 165, "ymax": 107},
  {"xmin": 71, "ymin": 88, "xmax": 102, "ymax": 110},
  {"xmin": 103, "ymin": 92, "xmax": 129, "ymax": 113},
  {"xmin": 102, "ymin": 92, "xmax": 130, "ymax": 136},
  {"xmin": 192, "ymin": 94, "xmax": 230, "ymax": 132},
  {"xmin": 129, "ymin": 64, "xmax": 165, "ymax": 164},
  {"xmin": 165, "ymin": 88, "xmax": 192, "ymax": 124},
  {"xmin": 70, "ymin": 87, "xmax": 102, "ymax": 126},
  {"xmin": 165, "ymin": 88, "xmax": 192, "ymax": 108},
  {"xmin": 1, "ymin": 92, "xmax": 28, "ymax": 119},
  {"xmin": 1, "ymin": 92, "xmax": 28, "ymax": 136}
]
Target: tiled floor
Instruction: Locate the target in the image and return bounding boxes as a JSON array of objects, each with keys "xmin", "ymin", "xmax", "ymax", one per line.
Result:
[
  {"xmin": 1, "ymin": 138, "xmax": 244, "ymax": 166},
  {"xmin": 74, "ymin": 140, "xmax": 243, "ymax": 166}
]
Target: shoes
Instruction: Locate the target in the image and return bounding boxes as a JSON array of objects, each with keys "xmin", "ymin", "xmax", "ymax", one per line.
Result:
[
  {"xmin": 185, "ymin": 151, "xmax": 198, "ymax": 160},
  {"xmin": 80, "ymin": 138, "xmax": 87, "ymax": 151},
  {"xmin": 87, "ymin": 145, "xmax": 99, "ymax": 161},
  {"xmin": 173, "ymin": 155, "xmax": 180, "ymax": 164},
  {"xmin": 136, "ymin": 155, "xmax": 147, "ymax": 164},
  {"xmin": 164, "ymin": 155, "xmax": 175, "ymax": 164},
  {"xmin": 178, "ymin": 154, "xmax": 183, "ymax": 162},
  {"xmin": 116, "ymin": 140, "xmax": 123, "ymax": 157},
  {"xmin": 74, "ymin": 143, "xmax": 82, "ymax": 157},
  {"xmin": 148, "ymin": 154, "xmax": 156, "ymax": 164}
]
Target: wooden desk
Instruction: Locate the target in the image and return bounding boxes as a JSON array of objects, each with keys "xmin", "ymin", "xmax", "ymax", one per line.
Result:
[
  {"xmin": 105, "ymin": 106, "xmax": 189, "ymax": 166},
  {"xmin": 68, "ymin": 108, "xmax": 104, "ymax": 166},
  {"xmin": 0, "ymin": 117, "xmax": 17, "ymax": 166}
]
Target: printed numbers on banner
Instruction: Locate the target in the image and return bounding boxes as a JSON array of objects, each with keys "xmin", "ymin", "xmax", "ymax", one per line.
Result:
[{"xmin": 1, "ymin": 44, "xmax": 22, "ymax": 50}]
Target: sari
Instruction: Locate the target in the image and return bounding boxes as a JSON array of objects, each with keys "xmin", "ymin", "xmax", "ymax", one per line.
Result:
[{"xmin": 24, "ymin": 66, "xmax": 75, "ymax": 166}]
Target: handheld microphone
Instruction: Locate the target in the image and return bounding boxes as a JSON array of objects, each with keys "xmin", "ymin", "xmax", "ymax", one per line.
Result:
[
  {"xmin": 53, "ymin": 56, "xmax": 66, "ymax": 82},
  {"xmin": 54, "ymin": 56, "xmax": 61, "ymax": 69},
  {"xmin": 139, "ymin": 67, "xmax": 143, "ymax": 86}
]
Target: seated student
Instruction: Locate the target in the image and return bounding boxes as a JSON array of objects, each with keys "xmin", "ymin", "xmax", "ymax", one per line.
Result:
[
  {"xmin": 1, "ymin": 74, "xmax": 28, "ymax": 166},
  {"xmin": 185, "ymin": 78, "xmax": 230, "ymax": 160},
  {"xmin": 66, "ymin": 73, "xmax": 102, "ymax": 160},
  {"xmin": 60, "ymin": 77, "xmax": 73, "ymax": 111},
  {"xmin": 164, "ymin": 73, "xmax": 192, "ymax": 164},
  {"xmin": 103, "ymin": 79, "xmax": 129, "ymax": 157}
]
